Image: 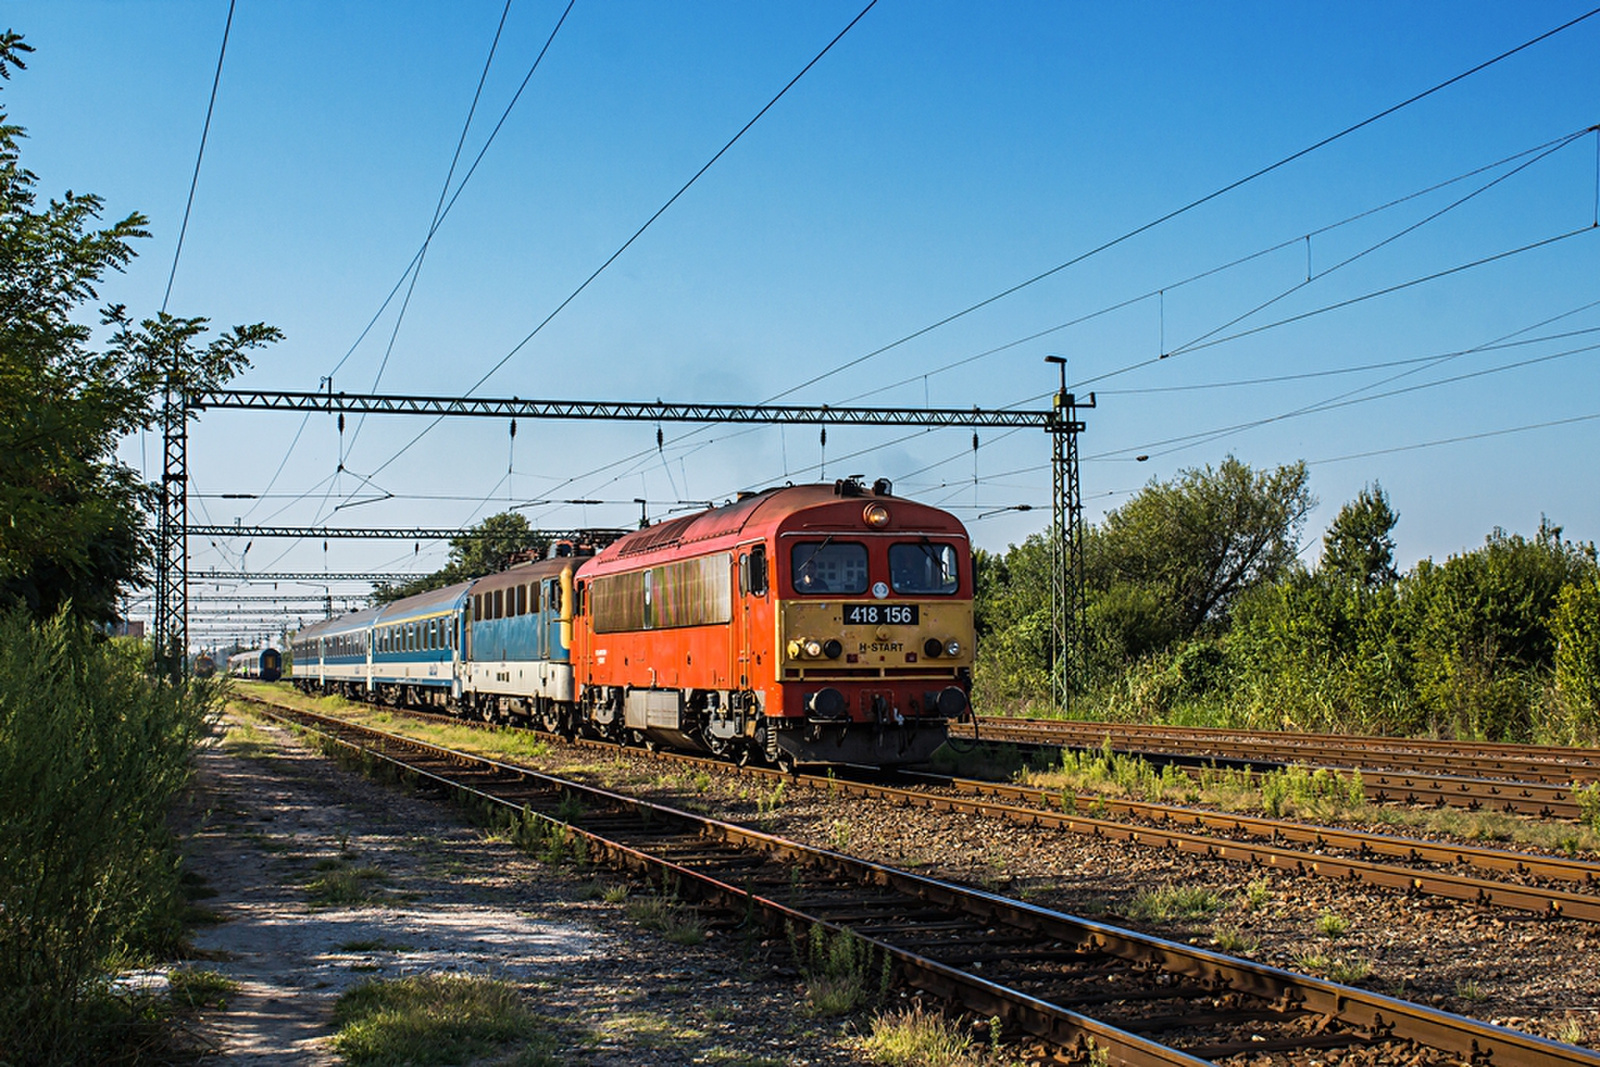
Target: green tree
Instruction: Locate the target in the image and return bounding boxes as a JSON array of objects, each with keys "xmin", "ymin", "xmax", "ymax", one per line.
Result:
[
  {"xmin": 1321, "ymin": 482, "xmax": 1399, "ymax": 589},
  {"xmin": 1553, "ymin": 576, "xmax": 1600, "ymax": 737},
  {"xmin": 970, "ymin": 535, "xmax": 1053, "ymax": 708},
  {"xmin": 1402, "ymin": 519, "xmax": 1598, "ymax": 740},
  {"xmin": 0, "ymin": 35, "xmax": 279, "ymax": 622},
  {"xmin": 1089, "ymin": 456, "xmax": 1315, "ymax": 638},
  {"xmin": 372, "ymin": 511, "xmax": 545, "ymax": 603}
]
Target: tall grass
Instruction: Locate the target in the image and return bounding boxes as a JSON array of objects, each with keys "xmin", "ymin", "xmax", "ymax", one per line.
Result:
[{"xmin": 0, "ymin": 609, "xmax": 218, "ymax": 1064}]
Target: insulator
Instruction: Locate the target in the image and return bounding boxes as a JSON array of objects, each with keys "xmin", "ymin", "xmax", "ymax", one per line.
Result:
[
  {"xmin": 337, "ymin": 413, "xmax": 345, "ymax": 434},
  {"xmin": 656, "ymin": 427, "xmax": 664, "ymax": 451},
  {"xmin": 509, "ymin": 419, "xmax": 517, "ymax": 439},
  {"xmin": 820, "ymin": 427, "xmax": 827, "ymax": 448}
]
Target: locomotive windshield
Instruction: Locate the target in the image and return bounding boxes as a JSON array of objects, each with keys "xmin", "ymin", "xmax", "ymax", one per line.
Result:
[
  {"xmin": 889, "ymin": 542, "xmax": 960, "ymax": 595},
  {"xmin": 791, "ymin": 541, "xmax": 868, "ymax": 595}
]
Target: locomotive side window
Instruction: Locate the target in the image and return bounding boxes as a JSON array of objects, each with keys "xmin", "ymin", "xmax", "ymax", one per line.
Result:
[
  {"xmin": 591, "ymin": 556, "xmax": 732, "ymax": 633},
  {"xmin": 516, "ymin": 584, "xmax": 527, "ymax": 616},
  {"xmin": 889, "ymin": 543, "xmax": 961, "ymax": 595},
  {"xmin": 493, "ymin": 589, "xmax": 504, "ymax": 619},
  {"xmin": 791, "ymin": 541, "xmax": 868, "ymax": 595}
]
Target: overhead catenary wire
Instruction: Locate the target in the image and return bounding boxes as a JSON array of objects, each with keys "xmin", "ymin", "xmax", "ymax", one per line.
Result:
[
  {"xmin": 759, "ymin": 7, "xmax": 1600, "ymax": 404},
  {"xmin": 502, "ymin": 119, "xmax": 1600, "ymax": 517},
  {"xmin": 342, "ymin": 0, "xmax": 520, "ymax": 458},
  {"xmin": 161, "ymin": 0, "xmax": 235, "ymax": 314},
  {"xmin": 252, "ymin": 0, "xmax": 576, "ymax": 572},
  {"xmin": 346, "ymin": 0, "xmax": 884, "ymax": 498},
  {"xmin": 841, "ymin": 125, "xmax": 1600, "ymax": 405}
]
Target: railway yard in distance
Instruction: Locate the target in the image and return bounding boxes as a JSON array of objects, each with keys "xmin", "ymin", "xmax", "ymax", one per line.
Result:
[{"xmin": 178, "ymin": 679, "xmax": 1600, "ymax": 1066}]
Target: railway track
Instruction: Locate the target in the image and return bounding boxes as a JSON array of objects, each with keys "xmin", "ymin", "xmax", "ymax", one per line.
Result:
[
  {"xmin": 959, "ymin": 717, "xmax": 1600, "ymax": 781},
  {"xmin": 240, "ymin": 698, "xmax": 1600, "ymax": 1065},
  {"xmin": 955, "ymin": 718, "xmax": 1600, "ymax": 820},
  {"xmin": 240, "ymin": 692, "xmax": 1600, "ymax": 924}
]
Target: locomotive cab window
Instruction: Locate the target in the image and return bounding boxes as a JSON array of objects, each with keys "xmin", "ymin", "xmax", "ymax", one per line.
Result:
[
  {"xmin": 791, "ymin": 541, "xmax": 868, "ymax": 595},
  {"xmin": 889, "ymin": 542, "xmax": 960, "ymax": 595}
]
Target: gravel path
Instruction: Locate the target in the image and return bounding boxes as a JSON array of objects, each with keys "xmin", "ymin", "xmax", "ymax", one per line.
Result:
[{"xmin": 177, "ymin": 713, "xmax": 875, "ymax": 1065}]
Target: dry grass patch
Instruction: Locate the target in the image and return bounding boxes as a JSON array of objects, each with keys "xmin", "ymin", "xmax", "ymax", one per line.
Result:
[{"xmin": 331, "ymin": 973, "xmax": 551, "ymax": 1066}]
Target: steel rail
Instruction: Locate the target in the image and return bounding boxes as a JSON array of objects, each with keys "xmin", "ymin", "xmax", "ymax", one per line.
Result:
[
  {"xmin": 243, "ymin": 699, "xmax": 1600, "ymax": 1065},
  {"xmin": 912, "ymin": 773, "xmax": 1600, "ymax": 890},
  {"xmin": 244, "ymin": 691, "xmax": 1600, "ymax": 918},
  {"xmin": 959, "ymin": 721, "xmax": 1588, "ymax": 820},
  {"xmin": 964, "ymin": 718, "xmax": 1600, "ymax": 778}
]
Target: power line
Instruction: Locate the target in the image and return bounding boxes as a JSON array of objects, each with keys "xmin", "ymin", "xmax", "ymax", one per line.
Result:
[
  {"xmin": 763, "ymin": 8, "xmax": 1600, "ymax": 403},
  {"xmin": 161, "ymin": 0, "xmax": 234, "ymax": 313},
  {"xmin": 840, "ymin": 129, "xmax": 1599, "ymax": 406},
  {"xmin": 351, "ymin": 0, "xmax": 883, "ymax": 486},
  {"xmin": 1310, "ymin": 412, "xmax": 1600, "ymax": 466}
]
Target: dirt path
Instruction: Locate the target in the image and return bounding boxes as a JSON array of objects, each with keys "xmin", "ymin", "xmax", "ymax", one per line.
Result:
[{"xmin": 177, "ymin": 713, "xmax": 871, "ymax": 1065}]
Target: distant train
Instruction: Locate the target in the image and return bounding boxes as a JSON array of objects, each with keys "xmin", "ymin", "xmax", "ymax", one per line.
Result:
[
  {"xmin": 229, "ymin": 647, "xmax": 283, "ymax": 682},
  {"xmin": 290, "ymin": 479, "xmax": 972, "ymax": 768}
]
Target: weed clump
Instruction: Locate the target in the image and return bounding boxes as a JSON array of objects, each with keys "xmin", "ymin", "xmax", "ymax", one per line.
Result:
[{"xmin": 0, "ymin": 611, "xmax": 218, "ymax": 1064}]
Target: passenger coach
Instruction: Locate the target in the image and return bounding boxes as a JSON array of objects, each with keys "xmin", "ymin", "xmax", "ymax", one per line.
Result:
[{"xmin": 228, "ymin": 647, "xmax": 282, "ymax": 682}]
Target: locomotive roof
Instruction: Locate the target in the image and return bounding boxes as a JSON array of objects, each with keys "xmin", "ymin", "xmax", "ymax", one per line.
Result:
[
  {"xmin": 469, "ymin": 553, "xmax": 579, "ymax": 594},
  {"xmin": 590, "ymin": 482, "xmax": 966, "ymax": 571}
]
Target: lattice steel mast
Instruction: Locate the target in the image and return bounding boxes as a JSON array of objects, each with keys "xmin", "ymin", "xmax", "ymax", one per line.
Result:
[{"xmin": 1045, "ymin": 357, "xmax": 1093, "ymax": 713}]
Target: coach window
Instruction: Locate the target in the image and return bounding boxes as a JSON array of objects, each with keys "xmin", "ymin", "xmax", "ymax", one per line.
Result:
[
  {"xmin": 889, "ymin": 543, "xmax": 961, "ymax": 595},
  {"xmin": 516, "ymin": 584, "xmax": 527, "ymax": 616},
  {"xmin": 790, "ymin": 541, "xmax": 868, "ymax": 595}
]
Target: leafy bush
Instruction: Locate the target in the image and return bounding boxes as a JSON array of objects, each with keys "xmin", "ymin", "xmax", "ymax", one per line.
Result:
[{"xmin": 0, "ymin": 610, "xmax": 217, "ymax": 1063}]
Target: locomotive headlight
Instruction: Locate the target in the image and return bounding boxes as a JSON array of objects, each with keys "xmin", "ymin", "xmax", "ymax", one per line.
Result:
[
  {"xmin": 803, "ymin": 638, "xmax": 824, "ymax": 658},
  {"xmin": 862, "ymin": 503, "xmax": 891, "ymax": 528},
  {"xmin": 787, "ymin": 639, "xmax": 804, "ymax": 658},
  {"xmin": 822, "ymin": 638, "xmax": 843, "ymax": 659},
  {"xmin": 944, "ymin": 639, "xmax": 962, "ymax": 658},
  {"xmin": 923, "ymin": 637, "xmax": 944, "ymax": 658}
]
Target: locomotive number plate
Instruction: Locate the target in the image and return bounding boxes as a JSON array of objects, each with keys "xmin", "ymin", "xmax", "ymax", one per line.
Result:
[{"xmin": 843, "ymin": 604, "xmax": 919, "ymax": 625}]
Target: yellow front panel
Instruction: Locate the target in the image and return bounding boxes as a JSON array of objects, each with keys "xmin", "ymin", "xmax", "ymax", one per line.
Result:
[{"xmin": 778, "ymin": 599, "xmax": 974, "ymax": 674}]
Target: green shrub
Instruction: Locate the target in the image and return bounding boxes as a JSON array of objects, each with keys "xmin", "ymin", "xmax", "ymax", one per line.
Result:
[{"xmin": 0, "ymin": 611, "xmax": 217, "ymax": 1064}]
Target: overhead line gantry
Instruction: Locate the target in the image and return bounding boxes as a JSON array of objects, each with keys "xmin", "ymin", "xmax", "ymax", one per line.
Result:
[{"xmin": 160, "ymin": 386, "xmax": 1092, "ymax": 708}]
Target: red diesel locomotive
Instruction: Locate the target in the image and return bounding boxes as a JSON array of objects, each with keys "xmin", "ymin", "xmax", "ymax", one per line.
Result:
[{"xmin": 572, "ymin": 477, "xmax": 972, "ymax": 767}]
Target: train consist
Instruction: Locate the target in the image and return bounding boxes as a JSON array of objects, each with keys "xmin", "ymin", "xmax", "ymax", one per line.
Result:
[
  {"xmin": 229, "ymin": 647, "xmax": 283, "ymax": 682},
  {"xmin": 289, "ymin": 479, "xmax": 973, "ymax": 767}
]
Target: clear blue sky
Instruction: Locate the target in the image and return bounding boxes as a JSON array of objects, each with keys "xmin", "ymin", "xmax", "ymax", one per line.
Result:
[{"xmin": 8, "ymin": 2, "xmax": 1599, "ymax": 646}]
